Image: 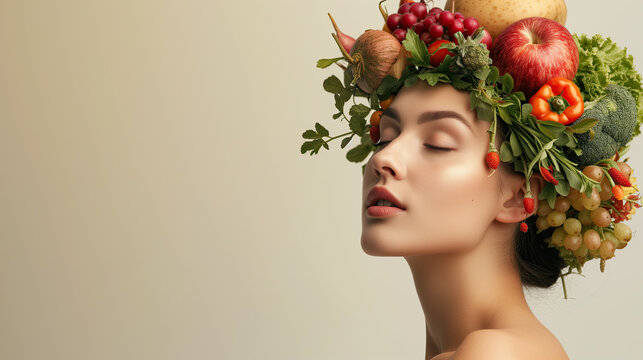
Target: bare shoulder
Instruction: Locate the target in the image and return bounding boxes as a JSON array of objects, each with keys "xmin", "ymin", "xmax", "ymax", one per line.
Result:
[{"xmin": 449, "ymin": 327, "xmax": 569, "ymax": 360}]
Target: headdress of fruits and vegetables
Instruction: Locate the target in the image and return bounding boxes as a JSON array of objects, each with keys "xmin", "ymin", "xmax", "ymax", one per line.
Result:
[{"xmin": 300, "ymin": 0, "xmax": 643, "ymax": 298}]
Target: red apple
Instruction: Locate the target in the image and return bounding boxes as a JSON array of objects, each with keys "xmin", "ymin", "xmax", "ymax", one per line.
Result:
[{"xmin": 489, "ymin": 17, "xmax": 578, "ymax": 98}]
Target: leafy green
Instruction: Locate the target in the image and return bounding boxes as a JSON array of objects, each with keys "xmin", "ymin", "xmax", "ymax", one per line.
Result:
[
  {"xmin": 402, "ymin": 29, "xmax": 431, "ymax": 67},
  {"xmin": 317, "ymin": 57, "xmax": 344, "ymax": 69},
  {"xmin": 573, "ymin": 33, "xmax": 643, "ymax": 136}
]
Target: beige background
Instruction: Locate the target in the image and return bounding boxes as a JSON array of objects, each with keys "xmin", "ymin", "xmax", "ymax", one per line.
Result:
[{"xmin": 1, "ymin": 0, "xmax": 642, "ymax": 359}]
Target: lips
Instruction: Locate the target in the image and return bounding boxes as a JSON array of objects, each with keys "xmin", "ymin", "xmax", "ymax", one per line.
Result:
[{"xmin": 366, "ymin": 186, "xmax": 406, "ymax": 210}]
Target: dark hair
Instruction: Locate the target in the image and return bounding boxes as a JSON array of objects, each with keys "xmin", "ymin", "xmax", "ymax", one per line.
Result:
[{"xmin": 513, "ymin": 215, "xmax": 567, "ymax": 288}]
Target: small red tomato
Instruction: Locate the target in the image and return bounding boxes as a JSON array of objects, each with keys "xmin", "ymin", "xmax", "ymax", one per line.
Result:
[
  {"xmin": 379, "ymin": 96, "xmax": 394, "ymax": 110},
  {"xmin": 370, "ymin": 110, "xmax": 383, "ymax": 127},
  {"xmin": 369, "ymin": 126, "xmax": 380, "ymax": 144},
  {"xmin": 428, "ymin": 39, "xmax": 454, "ymax": 67}
]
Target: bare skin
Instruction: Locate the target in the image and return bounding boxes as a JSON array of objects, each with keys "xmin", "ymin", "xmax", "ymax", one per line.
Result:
[{"xmin": 361, "ymin": 83, "xmax": 569, "ymax": 359}]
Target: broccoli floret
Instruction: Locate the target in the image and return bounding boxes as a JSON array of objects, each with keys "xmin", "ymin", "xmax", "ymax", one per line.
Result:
[
  {"xmin": 451, "ymin": 32, "xmax": 491, "ymax": 73},
  {"xmin": 572, "ymin": 84, "xmax": 638, "ymax": 165},
  {"xmin": 460, "ymin": 39, "xmax": 490, "ymax": 71}
]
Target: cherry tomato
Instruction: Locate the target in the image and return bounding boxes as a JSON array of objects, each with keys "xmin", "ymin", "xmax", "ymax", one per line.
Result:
[
  {"xmin": 379, "ymin": 97, "xmax": 394, "ymax": 110},
  {"xmin": 428, "ymin": 39, "xmax": 454, "ymax": 67},
  {"xmin": 369, "ymin": 126, "xmax": 380, "ymax": 144},
  {"xmin": 370, "ymin": 110, "xmax": 383, "ymax": 127}
]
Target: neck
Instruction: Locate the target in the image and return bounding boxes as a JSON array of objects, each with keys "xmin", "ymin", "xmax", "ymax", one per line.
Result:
[{"xmin": 404, "ymin": 225, "xmax": 534, "ymax": 359}]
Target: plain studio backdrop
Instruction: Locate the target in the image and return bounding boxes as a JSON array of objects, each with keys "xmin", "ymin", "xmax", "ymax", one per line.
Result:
[{"xmin": 1, "ymin": 0, "xmax": 642, "ymax": 359}]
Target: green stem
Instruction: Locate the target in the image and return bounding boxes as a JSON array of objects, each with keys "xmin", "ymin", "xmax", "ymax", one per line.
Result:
[{"xmin": 325, "ymin": 131, "xmax": 353, "ymax": 142}]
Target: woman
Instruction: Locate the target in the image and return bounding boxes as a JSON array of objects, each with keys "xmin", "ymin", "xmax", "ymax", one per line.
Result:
[
  {"xmin": 361, "ymin": 82, "xmax": 569, "ymax": 359},
  {"xmin": 302, "ymin": 2, "xmax": 642, "ymax": 358}
]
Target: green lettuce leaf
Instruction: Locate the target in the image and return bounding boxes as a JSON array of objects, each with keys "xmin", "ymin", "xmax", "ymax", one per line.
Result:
[{"xmin": 573, "ymin": 33, "xmax": 643, "ymax": 136}]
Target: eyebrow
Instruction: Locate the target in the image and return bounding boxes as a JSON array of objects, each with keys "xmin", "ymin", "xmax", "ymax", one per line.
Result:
[{"xmin": 382, "ymin": 108, "xmax": 473, "ymax": 131}]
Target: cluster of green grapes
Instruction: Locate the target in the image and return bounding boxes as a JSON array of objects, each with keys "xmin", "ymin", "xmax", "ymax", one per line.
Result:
[{"xmin": 534, "ymin": 163, "xmax": 638, "ymax": 271}]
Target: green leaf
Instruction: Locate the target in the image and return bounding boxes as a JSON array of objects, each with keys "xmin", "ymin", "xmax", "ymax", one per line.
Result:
[
  {"xmin": 300, "ymin": 140, "xmax": 317, "ymax": 154},
  {"xmin": 302, "ymin": 130, "xmax": 318, "ymax": 139},
  {"xmin": 499, "ymin": 141, "xmax": 513, "ymax": 162},
  {"xmin": 516, "ymin": 131, "xmax": 536, "ymax": 156},
  {"xmin": 527, "ymin": 139, "xmax": 555, "ymax": 172},
  {"xmin": 502, "ymin": 74, "xmax": 514, "ymax": 93},
  {"xmin": 476, "ymin": 102, "xmax": 494, "ymax": 122},
  {"xmin": 513, "ymin": 91, "xmax": 526, "ymax": 101},
  {"xmin": 402, "ymin": 29, "xmax": 431, "ymax": 67},
  {"xmin": 486, "ymin": 66, "xmax": 499, "ymax": 84},
  {"xmin": 538, "ymin": 120, "xmax": 566, "ymax": 139},
  {"xmin": 562, "ymin": 165, "xmax": 583, "ymax": 190},
  {"xmin": 473, "ymin": 67, "xmax": 491, "ymax": 81},
  {"xmin": 360, "ymin": 130, "xmax": 372, "ymax": 144},
  {"xmin": 570, "ymin": 146, "xmax": 583, "ymax": 156},
  {"xmin": 317, "ymin": 57, "xmax": 344, "ymax": 69},
  {"xmin": 332, "ymin": 112, "xmax": 342, "ymax": 120},
  {"xmin": 341, "ymin": 135, "xmax": 353, "ymax": 149},
  {"xmin": 569, "ymin": 117, "xmax": 599, "ymax": 134},
  {"xmin": 451, "ymin": 76, "xmax": 470, "ymax": 90},
  {"xmin": 349, "ymin": 104, "xmax": 371, "ymax": 119},
  {"xmin": 377, "ymin": 75, "xmax": 403, "ymax": 100},
  {"xmin": 513, "ymin": 157, "xmax": 524, "ymax": 173},
  {"xmin": 346, "ymin": 143, "xmax": 373, "ymax": 163},
  {"xmin": 521, "ymin": 103, "xmax": 533, "ymax": 120},
  {"xmin": 417, "ymin": 72, "xmax": 442, "ymax": 86},
  {"xmin": 497, "ymin": 106, "xmax": 513, "ymax": 124},
  {"xmin": 469, "ymin": 91, "xmax": 480, "ymax": 110},
  {"xmin": 323, "ymin": 76, "xmax": 344, "ymax": 94},
  {"xmin": 434, "ymin": 54, "xmax": 453, "ymax": 72},
  {"xmin": 349, "ymin": 116, "xmax": 366, "ymax": 134},
  {"xmin": 343, "ymin": 70, "xmax": 353, "ymax": 88},
  {"xmin": 404, "ymin": 74, "xmax": 420, "ymax": 87},
  {"xmin": 334, "ymin": 94, "xmax": 345, "ymax": 113},
  {"xmin": 338, "ymin": 88, "xmax": 352, "ymax": 102},
  {"xmin": 509, "ymin": 132, "xmax": 523, "ymax": 157},
  {"xmin": 554, "ymin": 178, "xmax": 570, "ymax": 196},
  {"xmin": 539, "ymin": 182, "xmax": 558, "ymax": 209},
  {"xmin": 315, "ymin": 122, "xmax": 329, "ymax": 137},
  {"xmin": 369, "ymin": 92, "xmax": 380, "ymax": 110}
]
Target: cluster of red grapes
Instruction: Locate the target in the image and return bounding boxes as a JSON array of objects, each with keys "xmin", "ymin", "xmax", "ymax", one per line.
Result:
[
  {"xmin": 385, "ymin": 1, "xmax": 491, "ymax": 49},
  {"xmin": 535, "ymin": 163, "xmax": 639, "ymax": 268}
]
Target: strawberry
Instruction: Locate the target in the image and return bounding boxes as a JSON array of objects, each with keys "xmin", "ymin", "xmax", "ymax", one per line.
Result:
[
  {"xmin": 486, "ymin": 151, "xmax": 500, "ymax": 169},
  {"xmin": 612, "ymin": 185, "xmax": 624, "ymax": 201},
  {"xmin": 523, "ymin": 197, "xmax": 535, "ymax": 214},
  {"xmin": 608, "ymin": 167, "xmax": 632, "ymax": 187},
  {"xmin": 520, "ymin": 222, "xmax": 529, "ymax": 232}
]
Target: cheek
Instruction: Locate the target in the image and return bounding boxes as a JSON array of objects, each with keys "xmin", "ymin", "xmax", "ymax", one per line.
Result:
[{"xmin": 408, "ymin": 154, "xmax": 501, "ymax": 246}]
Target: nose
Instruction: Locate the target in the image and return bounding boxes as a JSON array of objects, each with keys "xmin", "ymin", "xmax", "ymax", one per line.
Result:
[{"xmin": 370, "ymin": 140, "xmax": 407, "ymax": 180}]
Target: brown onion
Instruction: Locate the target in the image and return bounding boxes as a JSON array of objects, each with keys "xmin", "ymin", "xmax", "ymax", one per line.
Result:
[{"xmin": 333, "ymin": 29, "xmax": 407, "ymax": 94}]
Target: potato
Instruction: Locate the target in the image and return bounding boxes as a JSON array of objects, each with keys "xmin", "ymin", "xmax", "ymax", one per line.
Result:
[{"xmin": 444, "ymin": 0, "xmax": 567, "ymax": 39}]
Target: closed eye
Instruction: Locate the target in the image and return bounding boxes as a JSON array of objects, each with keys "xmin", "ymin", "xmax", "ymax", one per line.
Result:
[
  {"xmin": 424, "ymin": 144, "xmax": 453, "ymax": 152},
  {"xmin": 374, "ymin": 140, "xmax": 391, "ymax": 148}
]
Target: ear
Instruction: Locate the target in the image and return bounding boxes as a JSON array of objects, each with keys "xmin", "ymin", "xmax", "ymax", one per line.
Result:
[{"xmin": 495, "ymin": 172, "xmax": 545, "ymax": 223}]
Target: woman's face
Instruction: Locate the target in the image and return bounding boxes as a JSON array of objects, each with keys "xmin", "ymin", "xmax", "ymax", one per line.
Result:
[{"xmin": 361, "ymin": 82, "xmax": 511, "ymax": 256}]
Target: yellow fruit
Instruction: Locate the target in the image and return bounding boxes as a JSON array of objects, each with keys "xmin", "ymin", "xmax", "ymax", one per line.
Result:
[{"xmin": 444, "ymin": 0, "xmax": 567, "ymax": 39}]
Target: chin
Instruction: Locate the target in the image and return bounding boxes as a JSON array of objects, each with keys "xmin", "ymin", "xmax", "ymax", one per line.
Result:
[
  {"xmin": 361, "ymin": 231, "xmax": 403, "ymax": 256},
  {"xmin": 361, "ymin": 228, "xmax": 428, "ymax": 256}
]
